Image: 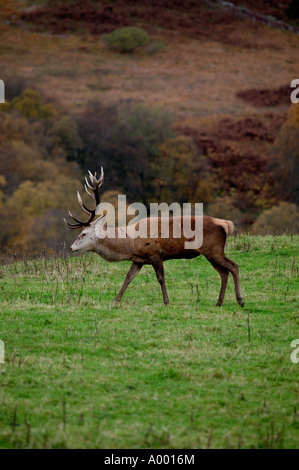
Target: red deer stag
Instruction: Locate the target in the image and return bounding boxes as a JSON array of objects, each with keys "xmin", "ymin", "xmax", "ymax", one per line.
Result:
[{"xmin": 64, "ymin": 168, "xmax": 244, "ymax": 307}]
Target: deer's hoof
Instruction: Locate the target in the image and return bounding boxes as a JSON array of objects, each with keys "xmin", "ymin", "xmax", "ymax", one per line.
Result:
[{"xmin": 215, "ymin": 302, "xmax": 223, "ymax": 307}]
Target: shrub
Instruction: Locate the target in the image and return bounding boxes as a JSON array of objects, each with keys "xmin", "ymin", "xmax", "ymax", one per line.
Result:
[
  {"xmin": 251, "ymin": 202, "xmax": 299, "ymax": 235},
  {"xmin": 151, "ymin": 136, "xmax": 210, "ymax": 204},
  {"xmin": 102, "ymin": 27, "xmax": 149, "ymax": 53},
  {"xmin": 11, "ymin": 89, "xmax": 55, "ymax": 120}
]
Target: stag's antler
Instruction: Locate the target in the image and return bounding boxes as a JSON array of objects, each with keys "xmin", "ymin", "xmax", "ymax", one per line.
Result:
[{"xmin": 64, "ymin": 167, "xmax": 104, "ymax": 229}]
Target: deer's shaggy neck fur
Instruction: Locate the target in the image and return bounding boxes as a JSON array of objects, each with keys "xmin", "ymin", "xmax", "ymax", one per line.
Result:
[{"xmin": 94, "ymin": 227, "xmax": 133, "ymax": 262}]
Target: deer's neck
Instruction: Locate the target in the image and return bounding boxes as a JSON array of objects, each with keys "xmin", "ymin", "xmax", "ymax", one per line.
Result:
[{"xmin": 94, "ymin": 226, "xmax": 132, "ymax": 262}]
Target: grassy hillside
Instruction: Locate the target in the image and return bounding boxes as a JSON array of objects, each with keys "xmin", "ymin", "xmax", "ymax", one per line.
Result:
[
  {"xmin": 1, "ymin": 1, "xmax": 298, "ymax": 116},
  {"xmin": 0, "ymin": 235, "xmax": 298, "ymax": 448}
]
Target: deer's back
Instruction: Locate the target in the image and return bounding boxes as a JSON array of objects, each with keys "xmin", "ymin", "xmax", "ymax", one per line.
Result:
[{"xmin": 127, "ymin": 215, "xmax": 228, "ymax": 263}]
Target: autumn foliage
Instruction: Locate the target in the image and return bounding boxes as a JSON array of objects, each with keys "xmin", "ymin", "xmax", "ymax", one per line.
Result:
[
  {"xmin": 0, "ymin": 81, "xmax": 298, "ymax": 254},
  {"xmin": 0, "ymin": 89, "xmax": 82, "ymax": 253}
]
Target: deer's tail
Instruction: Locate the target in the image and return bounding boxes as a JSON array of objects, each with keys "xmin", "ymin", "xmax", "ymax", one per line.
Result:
[{"xmin": 214, "ymin": 218, "xmax": 235, "ymax": 237}]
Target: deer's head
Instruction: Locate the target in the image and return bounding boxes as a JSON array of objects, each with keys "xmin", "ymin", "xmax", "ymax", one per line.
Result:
[{"xmin": 64, "ymin": 168, "xmax": 106, "ymax": 253}]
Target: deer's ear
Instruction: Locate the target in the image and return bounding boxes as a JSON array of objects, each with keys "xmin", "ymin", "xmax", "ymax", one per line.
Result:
[{"xmin": 95, "ymin": 214, "xmax": 106, "ymax": 226}]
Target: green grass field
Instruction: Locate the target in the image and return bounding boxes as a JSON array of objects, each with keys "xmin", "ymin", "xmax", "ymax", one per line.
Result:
[{"xmin": 0, "ymin": 235, "xmax": 298, "ymax": 449}]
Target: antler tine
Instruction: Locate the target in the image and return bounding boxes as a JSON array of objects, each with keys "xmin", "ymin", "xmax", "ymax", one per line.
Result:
[
  {"xmin": 98, "ymin": 166, "xmax": 104, "ymax": 183},
  {"xmin": 99, "ymin": 166, "xmax": 104, "ymax": 186},
  {"xmin": 77, "ymin": 191, "xmax": 93, "ymax": 215},
  {"xmin": 85, "ymin": 176, "xmax": 93, "ymax": 190},
  {"xmin": 88, "ymin": 171, "xmax": 97, "ymax": 188},
  {"xmin": 63, "ymin": 218, "xmax": 84, "ymax": 229},
  {"xmin": 85, "ymin": 184, "xmax": 94, "ymax": 199},
  {"xmin": 68, "ymin": 211, "xmax": 86, "ymax": 225}
]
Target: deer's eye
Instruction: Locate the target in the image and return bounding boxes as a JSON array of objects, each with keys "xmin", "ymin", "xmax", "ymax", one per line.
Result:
[{"xmin": 81, "ymin": 233, "xmax": 86, "ymax": 238}]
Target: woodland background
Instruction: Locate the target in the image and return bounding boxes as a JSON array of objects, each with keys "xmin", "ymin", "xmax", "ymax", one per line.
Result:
[{"xmin": 0, "ymin": 0, "xmax": 299, "ymax": 256}]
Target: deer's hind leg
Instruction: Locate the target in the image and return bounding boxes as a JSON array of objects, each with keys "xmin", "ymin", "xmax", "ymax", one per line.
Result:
[
  {"xmin": 209, "ymin": 255, "xmax": 244, "ymax": 307},
  {"xmin": 206, "ymin": 258, "xmax": 229, "ymax": 306},
  {"xmin": 224, "ymin": 256, "xmax": 244, "ymax": 307}
]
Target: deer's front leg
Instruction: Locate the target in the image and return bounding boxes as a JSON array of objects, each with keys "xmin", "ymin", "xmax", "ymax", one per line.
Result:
[
  {"xmin": 152, "ymin": 258, "xmax": 169, "ymax": 305},
  {"xmin": 115, "ymin": 262, "xmax": 142, "ymax": 303}
]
